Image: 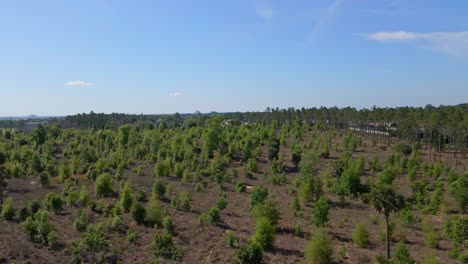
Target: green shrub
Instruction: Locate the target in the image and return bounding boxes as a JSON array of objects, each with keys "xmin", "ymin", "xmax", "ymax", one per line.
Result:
[
  {"xmin": 78, "ymin": 186, "xmax": 89, "ymax": 206},
  {"xmin": 39, "ymin": 171, "xmax": 51, "ymax": 187},
  {"xmin": 95, "ymin": 173, "xmax": 114, "ymax": 197},
  {"xmin": 45, "ymin": 192, "xmax": 63, "ymax": 214},
  {"xmin": 110, "ymin": 215, "xmax": 126, "ymax": 232},
  {"xmin": 22, "ymin": 210, "xmax": 55, "ymax": 246},
  {"xmin": 304, "ymin": 229, "xmax": 333, "ymax": 264},
  {"xmin": 146, "ymin": 199, "xmax": 164, "ymax": 228},
  {"xmin": 82, "ymin": 223, "xmax": 109, "ymax": 252},
  {"xmin": 73, "ymin": 209, "xmax": 89, "ymax": 232},
  {"xmin": 450, "ymin": 172, "xmax": 468, "ymax": 213},
  {"xmin": 444, "ymin": 215, "xmax": 468, "ymax": 247},
  {"xmin": 251, "ymin": 199, "xmax": 280, "ymax": 225},
  {"xmin": 392, "ymin": 242, "xmax": 415, "ymax": 264},
  {"xmin": 152, "ymin": 179, "xmax": 166, "ymax": 199},
  {"xmin": 252, "ymin": 218, "xmax": 276, "ymax": 250},
  {"xmin": 235, "ymin": 182, "xmax": 246, "ymax": 192},
  {"xmin": 312, "ymin": 196, "xmax": 329, "ymax": 228},
  {"xmin": 250, "ymin": 186, "xmax": 268, "ymax": 208},
  {"xmin": 1, "ymin": 197, "xmax": 15, "ymax": 220},
  {"xmin": 200, "ymin": 207, "xmax": 221, "ymax": 225},
  {"xmin": 236, "ymin": 241, "xmax": 263, "ymax": 264},
  {"xmin": 226, "ymin": 230, "xmax": 239, "ymax": 248},
  {"xmin": 163, "ymin": 216, "xmax": 175, "ymax": 234},
  {"xmin": 352, "ymin": 223, "xmax": 370, "ymax": 248},
  {"xmin": 119, "ymin": 182, "xmax": 133, "ymax": 212},
  {"xmin": 131, "ymin": 202, "xmax": 146, "ymax": 224},
  {"xmin": 217, "ymin": 195, "xmax": 228, "ymax": 210},
  {"xmin": 149, "ymin": 231, "xmax": 183, "ymax": 260}
]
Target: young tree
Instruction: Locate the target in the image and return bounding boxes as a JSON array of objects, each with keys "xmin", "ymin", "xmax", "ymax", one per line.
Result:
[
  {"xmin": 251, "ymin": 218, "xmax": 276, "ymax": 250},
  {"xmin": 131, "ymin": 202, "xmax": 146, "ymax": 225},
  {"xmin": 1, "ymin": 197, "xmax": 15, "ymax": 220},
  {"xmin": 304, "ymin": 229, "xmax": 333, "ymax": 264},
  {"xmin": 369, "ymin": 184, "xmax": 405, "ymax": 260},
  {"xmin": 312, "ymin": 196, "xmax": 330, "ymax": 228},
  {"xmin": 0, "ymin": 165, "xmax": 9, "ymax": 204},
  {"xmin": 95, "ymin": 173, "xmax": 114, "ymax": 197},
  {"xmin": 119, "ymin": 181, "xmax": 133, "ymax": 212},
  {"xmin": 352, "ymin": 223, "xmax": 370, "ymax": 248}
]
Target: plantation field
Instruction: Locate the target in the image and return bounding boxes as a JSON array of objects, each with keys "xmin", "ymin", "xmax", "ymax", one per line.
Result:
[{"xmin": 0, "ymin": 116, "xmax": 467, "ymax": 264}]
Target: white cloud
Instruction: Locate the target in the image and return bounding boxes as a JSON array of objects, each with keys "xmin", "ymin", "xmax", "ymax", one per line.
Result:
[
  {"xmin": 309, "ymin": 0, "xmax": 344, "ymax": 40},
  {"xmin": 256, "ymin": 4, "xmax": 274, "ymax": 20},
  {"xmin": 66, "ymin": 81, "xmax": 94, "ymax": 87},
  {"xmin": 366, "ymin": 31, "xmax": 468, "ymax": 58},
  {"xmin": 169, "ymin": 92, "xmax": 184, "ymax": 97}
]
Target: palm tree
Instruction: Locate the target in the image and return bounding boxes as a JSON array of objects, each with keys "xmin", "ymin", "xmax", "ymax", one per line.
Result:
[{"xmin": 369, "ymin": 183, "xmax": 405, "ymax": 260}]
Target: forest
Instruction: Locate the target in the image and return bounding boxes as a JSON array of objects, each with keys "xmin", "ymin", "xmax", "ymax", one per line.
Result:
[{"xmin": 0, "ymin": 103, "xmax": 467, "ymax": 264}]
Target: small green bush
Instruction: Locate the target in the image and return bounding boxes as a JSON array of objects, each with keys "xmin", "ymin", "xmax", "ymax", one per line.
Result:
[
  {"xmin": 251, "ymin": 218, "xmax": 276, "ymax": 250},
  {"xmin": 131, "ymin": 202, "xmax": 146, "ymax": 225},
  {"xmin": 146, "ymin": 199, "xmax": 164, "ymax": 228},
  {"xmin": 236, "ymin": 241, "xmax": 263, "ymax": 264},
  {"xmin": 1, "ymin": 197, "xmax": 15, "ymax": 220},
  {"xmin": 149, "ymin": 231, "xmax": 183, "ymax": 260},
  {"xmin": 152, "ymin": 179, "xmax": 166, "ymax": 199},
  {"xmin": 304, "ymin": 229, "xmax": 333, "ymax": 264},
  {"xmin": 73, "ymin": 209, "xmax": 89, "ymax": 232},
  {"xmin": 45, "ymin": 192, "xmax": 63, "ymax": 214},
  {"xmin": 352, "ymin": 223, "xmax": 370, "ymax": 248},
  {"xmin": 226, "ymin": 230, "xmax": 239, "ymax": 248},
  {"xmin": 312, "ymin": 196, "xmax": 329, "ymax": 228},
  {"xmin": 39, "ymin": 171, "xmax": 51, "ymax": 187},
  {"xmin": 95, "ymin": 173, "xmax": 114, "ymax": 197}
]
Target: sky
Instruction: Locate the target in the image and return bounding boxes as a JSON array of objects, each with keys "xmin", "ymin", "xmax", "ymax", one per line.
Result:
[{"xmin": 0, "ymin": 0, "xmax": 468, "ymax": 116}]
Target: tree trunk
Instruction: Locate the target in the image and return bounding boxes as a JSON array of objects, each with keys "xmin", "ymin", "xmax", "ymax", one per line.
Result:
[{"xmin": 385, "ymin": 214, "xmax": 390, "ymax": 260}]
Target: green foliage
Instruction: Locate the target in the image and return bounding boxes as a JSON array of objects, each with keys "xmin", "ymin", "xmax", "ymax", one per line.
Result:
[
  {"xmin": 304, "ymin": 229, "xmax": 333, "ymax": 264},
  {"xmin": 45, "ymin": 192, "xmax": 63, "ymax": 214},
  {"xmin": 155, "ymin": 160, "xmax": 170, "ymax": 177},
  {"xmin": 152, "ymin": 179, "xmax": 166, "ymax": 199},
  {"xmin": 411, "ymin": 180, "xmax": 428, "ymax": 207},
  {"xmin": 119, "ymin": 181, "xmax": 133, "ymax": 212},
  {"xmin": 22, "ymin": 210, "xmax": 56, "ymax": 246},
  {"xmin": 94, "ymin": 173, "xmax": 114, "ymax": 197},
  {"xmin": 251, "ymin": 217, "xmax": 276, "ymax": 250},
  {"xmin": 78, "ymin": 186, "xmax": 89, "ymax": 206},
  {"xmin": 172, "ymin": 191, "xmax": 191, "ymax": 212},
  {"xmin": 251, "ymin": 199, "xmax": 280, "ymax": 225},
  {"xmin": 236, "ymin": 241, "xmax": 263, "ymax": 264},
  {"xmin": 312, "ymin": 196, "xmax": 329, "ymax": 228},
  {"xmin": 235, "ymin": 182, "xmax": 246, "ymax": 192},
  {"xmin": 39, "ymin": 171, "xmax": 51, "ymax": 187},
  {"xmin": 163, "ymin": 216, "xmax": 175, "ymax": 234},
  {"xmin": 110, "ymin": 215, "xmax": 126, "ymax": 232},
  {"xmin": 200, "ymin": 207, "xmax": 221, "ymax": 225},
  {"xmin": 369, "ymin": 184, "xmax": 405, "ymax": 218},
  {"xmin": 81, "ymin": 223, "xmax": 109, "ymax": 252},
  {"xmin": 391, "ymin": 242, "xmax": 415, "ymax": 264},
  {"xmin": 450, "ymin": 172, "xmax": 468, "ymax": 213},
  {"xmin": 444, "ymin": 215, "xmax": 468, "ymax": 247},
  {"xmin": 343, "ymin": 132, "xmax": 360, "ymax": 151},
  {"xmin": 250, "ymin": 186, "xmax": 269, "ymax": 208},
  {"xmin": 149, "ymin": 231, "xmax": 183, "ymax": 260},
  {"xmin": 74, "ymin": 209, "xmax": 89, "ymax": 232},
  {"xmin": 226, "ymin": 230, "xmax": 239, "ymax": 248},
  {"xmin": 1, "ymin": 197, "xmax": 15, "ymax": 220},
  {"xmin": 353, "ymin": 223, "xmax": 370, "ymax": 248},
  {"xmin": 146, "ymin": 199, "xmax": 164, "ymax": 228},
  {"xmin": 217, "ymin": 195, "xmax": 228, "ymax": 210},
  {"xmin": 394, "ymin": 143, "xmax": 412, "ymax": 156},
  {"xmin": 131, "ymin": 201, "xmax": 146, "ymax": 224}
]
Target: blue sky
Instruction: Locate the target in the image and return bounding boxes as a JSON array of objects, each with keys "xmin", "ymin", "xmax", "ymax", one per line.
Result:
[{"xmin": 1, "ymin": 0, "xmax": 467, "ymax": 116}]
